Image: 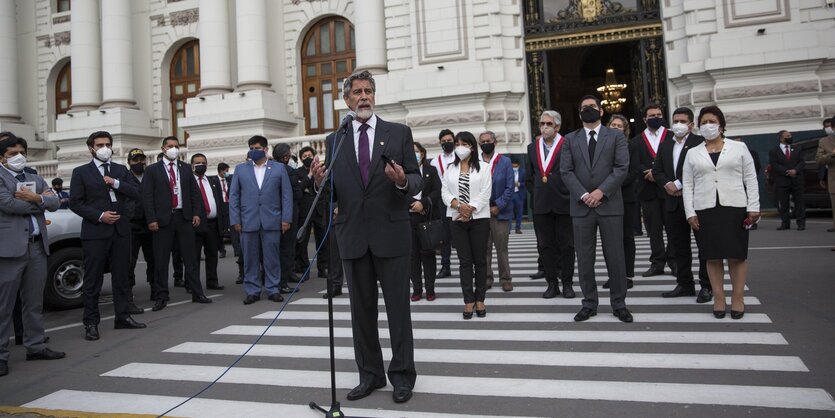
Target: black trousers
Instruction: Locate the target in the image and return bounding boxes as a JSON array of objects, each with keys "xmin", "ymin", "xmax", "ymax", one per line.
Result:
[
  {"xmin": 195, "ymin": 219, "xmax": 221, "ymax": 288},
  {"xmin": 129, "ymin": 221, "xmax": 155, "ymax": 290},
  {"xmin": 82, "ymin": 233, "xmax": 131, "ymax": 324},
  {"xmin": 328, "ymin": 233, "xmax": 344, "ymax": 290},
  {"xmin": 344, "ymin": 251, "xmax": 416, "ymax": 388},
  {"xmin": 532, "ymin": 212, "xmax": 575, "ymax": 284},
  {"xmin": 451, "ymin": 218, "xmax": 490, "ymax": 303},
  {"xmin": 12, "ymin": 294, "xmax": 22, "ymax": 340},
  {"xmin": 439, "ymin": 206, "xmax": 452, "ymax": 269},
  {"xmin": 231, "ymin": 228, "xmax": 243, "ymax": 277},
  {"xmin": 776, "ymin": 179, "xmax": 805, "ymax": 225},
  {"xmin": 409, "ymin": 213, "xmax": 437, "ymax": 294},
  {"xmin": 665, "ymin": 204, "xmax": 710, "ymax": 289},
  {"xmin": 296, "ymin": 208, "xmax": 328, "ymax": 273},
  {"xmin": 152, "ymin": 212, "xmax": 204, "ymax": 301},
  {"xmin": 622, "ymin": 201, "xmax": 637, "ymax": 278},
  {"xmin": 641, "ymin": 197, "xmax": 671, "ymax": 269},
  {"xmin": 279, "ymin": 219, "xmax": 297, "ymax": 287},
  {"xmin": 172, "ymin": 243, "xmax": 183, "ymax": 281}
]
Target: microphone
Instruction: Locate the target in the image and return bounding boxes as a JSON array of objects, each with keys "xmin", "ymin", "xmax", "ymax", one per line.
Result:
[{"xmin": 338, "ymin": 111, "xmax": 357, "ymax": 133}]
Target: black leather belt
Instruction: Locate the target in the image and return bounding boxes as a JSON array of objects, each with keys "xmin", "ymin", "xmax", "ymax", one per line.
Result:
[{"xmin": 172, "ymin": 209, "xmax": 183, "ymax": 213}]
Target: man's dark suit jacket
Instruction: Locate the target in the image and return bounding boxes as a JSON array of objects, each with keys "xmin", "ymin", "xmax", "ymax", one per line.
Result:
[
  {"xmin": 411, "ymin": 163, "xmax": 442, "ymax": 220},
  {"xmin": 325, "ymin": 117, "xmax": 422, "ymax": 259},
  {"xmin": 69, "ymin": 160, "xmax": 140, "ymax": 239},
  {"xmin": 768, "ymin": 143, "xmax": 804, "ymax": 186},
  {"xmin": 632, "ymin": 130, "xmax": 671, "ymax": 201},
  {"xmin": 560, "ymin": 125, "xmax": 629, "ymax": 217},
  {"xmin": 141, "ymin": 159, "xmax": 203, "ymax": 227},
  {"xmin": 195, "ymin": 175, "xmax": 229, "ymax": 236},
  {"xmin": 527, "ymin": 136, "xmax": 571, "ymax": 215},
  {"xmin": 651, "ymin": 134, "xmax": 706, "ymax": 212}
]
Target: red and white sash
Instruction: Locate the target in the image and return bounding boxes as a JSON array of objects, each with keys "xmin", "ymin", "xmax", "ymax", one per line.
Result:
[
  {"xmin": 487, "ymin": 153, "xmax": 502, "ymax": 175},
  {"xmin": 537, "ymin": 134, "xmax": 563, "ymax": 176},
  {"xmin": 642, "ymin": 127, "xmax": 667, "ymax": 158}
]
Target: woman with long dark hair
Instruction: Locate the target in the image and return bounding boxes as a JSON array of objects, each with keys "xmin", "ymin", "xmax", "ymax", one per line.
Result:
[
  {"xmin": 409, "ymin": 142, "xmax": 442, "ymax": 301},
  {"xmin": 441, "ymin": 131, "xmax": 492, "ymax": 319}
]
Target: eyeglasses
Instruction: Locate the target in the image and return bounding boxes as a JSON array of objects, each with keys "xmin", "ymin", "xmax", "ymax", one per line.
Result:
[{"xmin": 539, "ymin": 122, "xmax": 555, "ymax": 126}]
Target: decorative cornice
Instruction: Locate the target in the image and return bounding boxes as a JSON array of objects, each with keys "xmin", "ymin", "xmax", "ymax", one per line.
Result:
[
  {"xmin": 725, "ymin": 105, "xmax": 820, "ymax": 124},
  {"xmin": 406, "ymin": 111, "xmax": 484, "ymax": 128},
  {"xmin": 525, "ymin": 23, "xmax": 662, "ymax": 51},
  {"xmin": 821, "ymin": 79, "xmax": 835, "ymax": 93},
  {"xmin": 187, "ymin": 136, "xmax": 249, "ymax": 150},
  {"xmin": 692, "ymin": 90, "xmax": 714, "ymax": 105},
  {"xmin": 150, "ymin": 14, "xmax": 165, "ymax": 26},
  {"xmin": 716, "ymin": 81, "xmax": 819, "ymax": 101}
]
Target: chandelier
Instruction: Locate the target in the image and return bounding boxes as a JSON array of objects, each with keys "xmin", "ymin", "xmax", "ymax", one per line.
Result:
[{"xmin": 597, "ymin": 68, "xmax": 627, "ymax": 113}]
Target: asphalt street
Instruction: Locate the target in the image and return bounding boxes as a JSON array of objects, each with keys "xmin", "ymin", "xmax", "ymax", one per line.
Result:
[{"xmin": 1, "ymin": 216, "xmax": 833, "ymax": 417}]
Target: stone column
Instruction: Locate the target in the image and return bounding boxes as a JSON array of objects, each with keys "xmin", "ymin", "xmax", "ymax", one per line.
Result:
[
  {"xmin": 69, "ymin": 0, "xmax": 102, "ymax": 111},
  {"xmin": 0, "ymin": 0, "xmax": 20, "ymax": 121},
  {"xmin": 100, "ymin": 0, "xmax": 136, "ymax": 108},
  {"xmin": 198, "ymin": 0, "xmax": 232, "ymax": 95},
  {"xmin": 353, "ymin": 0, "xmax": 387, "ymax": 74},
  {"xmin": 235, "ymin": 0, "xmax": 271, "ymax": 90}
]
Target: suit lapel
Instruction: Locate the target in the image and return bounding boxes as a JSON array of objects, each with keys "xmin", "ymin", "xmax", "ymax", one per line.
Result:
[
  {"xmin": 335, "ymin": 131, "xmax": 363, "ymax": 189},
  {"xmin": 591, "ymin": 127, "xmax": 607, "ymax": 167},
  {"xmin": 576, "ymin": 130, "xmax": 592, "ymax": 170}
]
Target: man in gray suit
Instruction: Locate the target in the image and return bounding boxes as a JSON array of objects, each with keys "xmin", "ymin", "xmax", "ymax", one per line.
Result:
[
  {"xmin": 0, "ymin": 134, "xmax": 65, "ymax": 377},
  {"xmin": 560, "ymin": 95, "xmax": 633, "ymax": 323}
]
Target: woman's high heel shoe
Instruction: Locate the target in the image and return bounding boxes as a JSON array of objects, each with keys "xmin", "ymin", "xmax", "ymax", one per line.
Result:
[
  {"xmin": 463, "ymin": 303, "xmax": 474, "ymax": 320},
  {"xmin": 730, "ymin": 310, "xmax": 745, "ymax": 319},
  {"xmin": 713, "ymin": 310, "xmax": 726, "ymax": 319},
  {"xmin": 475, "ymin": 302, "xmax": 486, "ymax": 318}
]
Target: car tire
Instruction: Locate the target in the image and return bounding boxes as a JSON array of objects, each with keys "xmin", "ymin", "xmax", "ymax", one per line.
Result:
[{"xmin": 44, "ymin": 247, "xmax": 85, "ymax": 310}]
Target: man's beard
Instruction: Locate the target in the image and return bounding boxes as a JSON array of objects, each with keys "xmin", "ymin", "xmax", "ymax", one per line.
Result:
[{"xmin": 356, "ymin": 107, "xmax": 374, "ymax": 120}]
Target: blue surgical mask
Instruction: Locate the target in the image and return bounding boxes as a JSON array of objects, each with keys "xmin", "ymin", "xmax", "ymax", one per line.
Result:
[
  {"xmin": 248, "ymin": 149, "xmax": 266, "ymax": 162},
  {"xmin": 416, "ymin": 153, "xmax": 422, "ymax": 163}
]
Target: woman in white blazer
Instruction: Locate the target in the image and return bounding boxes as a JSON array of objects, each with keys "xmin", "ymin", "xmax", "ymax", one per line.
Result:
[
  {"xmin": 441, "ymin": 131, "xmax": 492, "ymax": 319},
  {"xmin": 682, "ymin": 106, "xmax": 760, "ymax": 320}
]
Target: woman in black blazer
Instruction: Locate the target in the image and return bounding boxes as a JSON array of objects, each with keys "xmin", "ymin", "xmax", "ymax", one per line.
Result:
[
  {"xmin": 409, "ymin": 142, "xmax": 442, "ymax": 302},
  {"xmin": 607, "ymin": 114, "xmax": 637, "ymax": 289}
]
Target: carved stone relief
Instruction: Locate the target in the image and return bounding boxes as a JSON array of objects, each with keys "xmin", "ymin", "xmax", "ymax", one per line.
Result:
[
  {"xmin": 725, "ymin": 105, "xmax": 820, "ymax": 124},
  {"xmin": 406, "ymin": 111, "xmax": 484, "ymax": 128},
  {"xmin": 716, "ymin": 81, "xmax": 819, "ymax": 100}
]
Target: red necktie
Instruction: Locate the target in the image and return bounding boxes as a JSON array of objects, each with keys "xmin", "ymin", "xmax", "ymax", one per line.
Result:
[
  {"xmin": 168, "ymin": 162, "xmax": 179, "ymax": 208},
  {"xmin": 198, "ymin": 176, "xmax": 211, "ymax": 217},
  {"xmin": 785, "ymin": 146, "xmax": 790, "ymax": 160}
]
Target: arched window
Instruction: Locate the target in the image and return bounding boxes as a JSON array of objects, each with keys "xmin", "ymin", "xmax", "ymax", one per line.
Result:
[
  {"xmin": 55, "ymin": 62, "xmax": 71, "ymax": 115},
  {"xmin": 301, "ymin": 17, "xmax": 356, "ymax": 135},
  {"xmin": 169, "ymin": 40, "xmax": 200, "ymax": 141}
]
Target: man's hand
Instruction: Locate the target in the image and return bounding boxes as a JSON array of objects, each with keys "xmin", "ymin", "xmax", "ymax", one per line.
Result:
[
  {"xmin": 664, "ymin": 182, "xmax": 679, "ymax": 196},
  {"xmin": 384, "ymin": 160, "xmax": 407, "ymax": 187},
  {"xmin": 311, "ymin": 156, "xmax": 327, "ymax": 188},
  {"xmin": 410, "ymin": 201, "xmax": 424, "ymax": 213},
  {"xmin": 42, "ymin": 190, "xmax": 55, "ymax": 197},
  {"xmin": 148, "ymin": 222, "xmax": 159, "ymax": 232},
  {"xmin": 687, "ymin": 216, "xmax": 699, "ymax": 231},
  {"xmin": 281, "ymin": 222, "xmax": 291, "ymax": 234},
  {"xmin": 582, "ymin": 189, "xmax": 605, "ymax": 208},
  {"xmin": 490, "ymin": 206, "xmax": 499, "ymax": 216},
  {"xmin": 786, "ymin": 169, "xmax": 797, "ymax": 177},
  {"xmin": 747, "ymin": 211, "xmax": 761, "ymax": 224},
  {"xmin": 15, "ymin": 187, "xmax": 41, "ymax": 204},
  {"xmin": 192, "ymin": 216, "xmax": 201, "ymax": 227},
  {"xmin": 643, "ymin": 169, "xmax": 654, "ymax": 182},
  {"xmin": 233, "ymin": 223, "xmax": 241, "ymax": 233},
  {"xmin": 101, "ymin": 211, "xmax": 120, "ymax": 225},
  {"xmin": 103, "ymin": 176, "xmax": 116, "ymax": 187}
]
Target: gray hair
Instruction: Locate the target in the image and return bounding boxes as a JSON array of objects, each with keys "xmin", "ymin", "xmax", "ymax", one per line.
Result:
[
  {"xmin": 479, "ymin": 131, "xmax": 497, "ymax": 141},
  {"xmin": 342, "ymin": 70, "xmax": 376, "ymax": 98},
  {"xmin": 540, "ymin": 110, "xmax": 561, "ymax": 125}
]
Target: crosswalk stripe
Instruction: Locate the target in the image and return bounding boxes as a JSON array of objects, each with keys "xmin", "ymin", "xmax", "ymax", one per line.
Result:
[
  {"xmin": 212, "ymin": 325, "xmax": 788, "ymax": 345},
  {"xmin": 164, "ymin": 342, "xmax": 806, "ymax": 372},
  {"xmin": 23, "ymin": 390, "xmax": 524, "ymax": 418},
  {"xmin": 99, "ymin": 364, "xmax": 835, "ymax": 411},
  {"xmin": 292, "ymin": 296, "xmax": 762, "ymax": 306},
  {"xmin": 318, "ymin": 284, "xmax": 747, "ymax": 294},
  {"xmin": 252, "ymin": 311, "xmax": 772, "ymax": 324}
]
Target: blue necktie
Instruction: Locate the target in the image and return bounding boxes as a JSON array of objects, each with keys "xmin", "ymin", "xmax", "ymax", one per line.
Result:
[{"xmin": 16, "ymin": 173, "xmax": 36, "ymax": 236}]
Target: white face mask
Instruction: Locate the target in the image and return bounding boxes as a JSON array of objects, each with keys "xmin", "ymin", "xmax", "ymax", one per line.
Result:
[
  {"xmin": 165, "ymin": 147, "xmax": 180, "ymax": 160},
  {"xmin": 4, "ymin": 153, "xmax": 26, "ymax": 172},
  {"xmin": 455, "ymin": 145, "xmax": 471, "ymax": 161},
  {"xmin": 94, "ymin": 146, "xmax": 113, "ymax": 162},
  {"xmin": 826, "ymin": 127, "xmax": 834, "ymax": 136},
  {"xmin": 700, "ymin": 123, "xmax": 721, "ymax": 141},
  {"xmin": 671, "ymin": 122, "xmax": 691, "ymax": 138},
  {"xmin": 540, "ymin": 125, "xmax": 555, "ymax": 138}
]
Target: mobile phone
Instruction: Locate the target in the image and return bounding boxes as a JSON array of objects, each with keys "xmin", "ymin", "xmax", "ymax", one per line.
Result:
[{"xmin": 381, "ymin": 154, "xmax": 396, "ymax": 167}]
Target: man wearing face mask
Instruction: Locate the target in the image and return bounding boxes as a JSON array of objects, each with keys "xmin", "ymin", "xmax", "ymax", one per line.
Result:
[
  {"xmin": 560, "ymin": 95, "xmax": 632, "ymax": 323},
  {"xmin": 192, "ymin": 153, "xmax": 227, "ymax": 291},
  {"xmin": 768, "ymin": 130, "xmax": 805, "ymax": 230},
  {"xmin": 50, "ymin": 178, "xmax": 70, "ymax": 209},
  {"xmin": 817, "ymin": 118, "xmax": 835, "ymax": 232},
  {"xmin": 272, "ymin": 143, "xmax": 303, "ymax": 291},
  {"xmin": 479, "ymin": 131, "xmax": 515, "ymax": 291},
  {"xmin": 70, "ymin": 131, "xmax": 145, "ymax": 340},
  {"xmin": 527, "ymin": 110, "xmax": 576, "ymax": 299},
  {"xmin": 652, "ymin": 108, "xmax": 712, "ymax": 302},
  {"xmin": 229, "ymin": 135, "xmax": 293, "ymax": 305},
  {"xmin": 125, "ymin": 149, "xmax": 154, "ymax": 312},
  {"xmin": 0, "ymin": 134, "xmax": 65, "ymax": 376},
  {"xmin": 430, "ymin": 129, "xmax": 456, "ymax": 278},
  {"xmin": 633, "ymin": 104, "xmax": 675, "ymax": 277},
  {"xmin": 296, "ymin": 146, "xmax": 328, "ymax": 278},
  {"xmin": 142, "ymin": 136, "xmax": 212, "ymax": 312}
]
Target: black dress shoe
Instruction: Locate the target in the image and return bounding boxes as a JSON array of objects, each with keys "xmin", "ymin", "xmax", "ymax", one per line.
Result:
[
  {"xmin": 777, "ymin": 224, "xmax": 790, "ymax": 230},
  {"xmin": 0, "ymin": 360, "xmax": 7, "ymax": 376},
  {"xmin": 662, "ymin": 284, "xmax": 696, "ymax": 298},
  {"xmin": 541, "ymin": 283, "xmax": 560, "ymax": 299},
  {"xmin": 207, "ymin": 284, "xmax": 225, "ymax": 290},
  {"xmin": 268, "ymin": 293, "xmax": 284, "ymax": 302},
  {"xmin": 14, "ymin": 335, "xmax": 22, "ymax": 346},
  {"xmin": 279, "ymin": 286, "xmax": 293, "ymax": 294},
  {"xmin": 641, "ymin": 266, "xmax": 664, "ymax": 277},
  {"xmin": 393, "ymin": 386, "xmax": 413, "ymax": 403},
  {"xmin": 561, "ymin": 283, "xmax": 575, "ymax": 299},
  {"xmin": 529, "ymin": 270, "xmax": 546, "ymax": 280},
  {"xmin": 26, "ymin": 347, "xmax": 66, "ymax": 361},
  {"xmin": 192, "ymin": 295, "xmax": 213, "ymax": 304},
  {"xmin": 318, "ymin": 269, "xmax": 329, "ymax": 278},
  {"xmin": 827, "ymin": 228, "xmax": 835, "ymax": 232},
  {"xmin": 696, "ymin": 287, "xmax": 713, "ymax": 303},
  {"xmin": 174, "ymin": 279, "xmax": 185, "ymax": 287},
  {"xmin": 731, "ymin": 310, "xmax": 745, "ymax": 320},
  {"xmin": 626, "ymin": 278, "xmax": 634, "ymax": 289},
  {"xmin": 797, "ymin": 224, "xmax": 805, "ymax": 231},
  {"xmin": 437, "ymin": 267, "xmax": 451, "ymax": 278},
  {"xmin": 115, "ymin": 317, "xmax": 147, "ymax": 329},
  {"xmin": 235, "ymin": 275, "xmax": 244, "ymax": 284},
  {"xmin": 243, "ymin": 294, "xmax": 261, "ymax": 304},
  {"xmin": 574, "ymin": 307, "xmax": 597, "ymax": 322},
  {"xmin": 127, "ymin": 302, "xmax": 144, "ymax": 315},
  {"xmin": 323, "ymin": 288, "xmax": 343, "ymax": 298},
  {"xmin": 613, "ymin": 308, "xmax": 634, "ymax": 323},
  {"xmin": 287, "ymin": 274, "xmax": 302, "ymax": 283},
  {"xmin": 84, "ymin": 325, "xmax": 100, "ymax": 341},
  {"xmin": 602, "ymin": 279, "xmax": 610, "ymax": 289},
  {"xmin": 346, "ymin": 381, "xmax": 386, "ymax": 401},
  {"xmin": 152, "ymin": 300, "xmax": 167, "ymax": 312}
]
